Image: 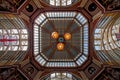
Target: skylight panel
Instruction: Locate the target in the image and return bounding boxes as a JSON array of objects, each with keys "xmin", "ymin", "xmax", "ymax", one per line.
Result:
[
  {"xmin": 22, "ymin": 46, "xmax": 28, "ymax": 51},
  {"xmin": 34, "ymin": 11, "xmax": 88, "ymax": 67},
  {"xmin": 36, "ymin": 55, "xmax": 46, "ymax": 65},
  {"xmin": 76, "ymin": 60, "xmax": 81, "ymax": 65},
  {"xmin": 12, "ymin": 46, "xmax": 18, "ymax": 51},
  {"xmin": 95, "ymin": 46, "xmax": 101, "ymax": 50},
  {"xmin": 44, "ymin": 72, "xmax": 81, "ymax": 80},
  {"xmin": 51, "ymin": 73, "xmax": 55, "ymax": 78},
  {"xmin": 76, "ymin": 13, "xmax": 88, "ymax": 25},
  {"xmin": 49, "ymin": 0, "xmax": 74, "ymax": 6},
  {"xmin": 77, "ymin": 59, "xmax": 82, "ymax": 64},
  {"xmin": 50, "ymin": 0, "xmax": 54, "ymax": 5},
  {"xmin": 98, "ymin": 16, "xmax": 111, "ymax": 28},
  {"xmin": 35, "ymin": 19, "xmax": 40, "ymax": 25},
  {"xmin": 11, "ymin": 29, "xmax": 18, "ymax": 34},
  {"xmin": 46, "ymin": 62, "xmax": 76, "ymax": 67},
  {"xmin": 80, "ymin": 56, "xmax": 85, "ymax": 62},
  {"xmin": 95, "ymin": 29, "xmax": 101, "ymax": 33},
  {"xmin": 35, "ymin": 14, "xmax": 46, "ymax": 25},
  {"xmin": 67, "ymin": 73, "xmax": 72, "ymax": 78},
  {"xmin": 62, "ymin": 0, "xmax": 66, "ymax": 6},
  {"xmin": 46, "ymin": 12, "xmax": 76, "ymax": 18},
  {"xmin": 0, "ymin": 29, "xmax": 28, "ymax": 51},
  {"xmin": 76, "ymin": 13, "xmax": 82, "ymax": 19},
  {"xmin": 56, "ymin": 0, "xmax": 60, "ymax": 6},
  {"xmin": 67, "ymin": 0, "xmax": 72, "ymax": 5}
]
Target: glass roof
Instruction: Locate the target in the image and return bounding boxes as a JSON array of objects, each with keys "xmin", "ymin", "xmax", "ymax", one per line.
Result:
[
  {"xmin": 33, "ymin": 11, "xmax": 88, "ymax": 67},
  {"xmin": 42, "ymin": 0, "xmax": 79, "ymax": 6},
  {"xmin": 42, "ymin": 72, "xmax": 81, "ymax": 80},
  {"xmin": 94, "ymin": 15, "xmax": 120, "ymax": 50},
  {"xmin": 94, "ymin": 13, "xmax": 120, "ymax": 64},
  {"xmin": 0, "ymin": 14, "xmax": 28, "ymax": 64}
]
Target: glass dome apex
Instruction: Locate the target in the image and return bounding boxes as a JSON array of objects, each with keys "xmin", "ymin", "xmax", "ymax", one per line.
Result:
[{"xmin": 33, "ymin": 11, "xmax": 89, "ymax": 67}]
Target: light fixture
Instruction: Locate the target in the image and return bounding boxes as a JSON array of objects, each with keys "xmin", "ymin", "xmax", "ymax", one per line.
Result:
[
  {"xmin": 51, "ymin": 32, "xmax": 59, "ymax": 39},
  {"xmin": 57, "ymin": 43, "xmax": 64, "ymax": 51},
  {"xmin": 64, "ymin": 33, "xmax": 71, "ymax": 40},
  {"xmin": 51, "ymin": 32, "xmax": 71, "ymax": 51}
]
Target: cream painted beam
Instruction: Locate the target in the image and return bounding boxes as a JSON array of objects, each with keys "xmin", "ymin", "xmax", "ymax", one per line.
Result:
[
  {"xmin": 79, "ymin": 71, "xmax": 89, "ymax": 80},
  {"xmin": 93, "ymin": 11, "xmax": 102, "ymax": 21},
  {"xmin": 20, "ymin": 58, "xmax": 30, "ymax": 67},
  {"xmin": 79, "ymin": 0, "xmax": 88, "ymax": 7},
  {"xmin": 33, "ymin": 71, "xmax": 42, "ymax": 80},
  {"xmin": 92, "ymin": 57, "xmax": 102, "ymax": 67},
  {"xmin": 19, "ymin": 12, "xmax": 30, "ymax": 23},
  {"xmin": 33, "ymin": 0, "xmax": 43, "ymax": 8}
]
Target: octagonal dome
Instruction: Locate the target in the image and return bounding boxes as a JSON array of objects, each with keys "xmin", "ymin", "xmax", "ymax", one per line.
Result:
[{"xmin": 33, "ymin": 11, "xmax": 89, "ymax": 67}]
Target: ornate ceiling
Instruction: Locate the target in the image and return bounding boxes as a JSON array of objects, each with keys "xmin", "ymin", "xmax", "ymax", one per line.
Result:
[
  {"xmin": 0, "ymin": 0, "xmax": 120, "ymax": 80},
  {"xmin": 33, "ymin": 11, "xmax": 88, "ymax": 67}
]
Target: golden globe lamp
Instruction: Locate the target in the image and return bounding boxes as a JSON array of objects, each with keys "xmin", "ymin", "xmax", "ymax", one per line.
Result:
[
  {"xmin": 57, "ymin": 43, "xmax": 64, "ymax": 51},
  {"xmin": 64, "ymin": 33, "xmax": 71, "ymax": 40},
  {"xmin": 51, "ymin": 32, "xmax": 59, "ymax": 39}
]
